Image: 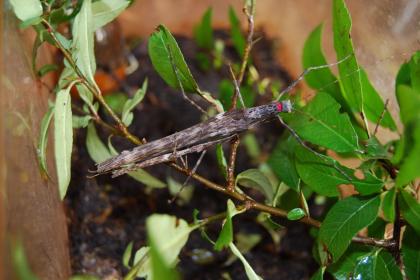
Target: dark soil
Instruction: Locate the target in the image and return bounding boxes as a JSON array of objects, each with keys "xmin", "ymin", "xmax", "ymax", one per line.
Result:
[{"xmin": 66, "ymin": 30, "xmax": 320, "ymax": 280}]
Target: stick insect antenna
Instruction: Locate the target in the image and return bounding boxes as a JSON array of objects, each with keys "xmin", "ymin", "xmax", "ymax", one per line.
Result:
[
  {"xmin": 276, "ymin": 116, "xmax": 352, "ymax": 181},
  {"xmin": 276, "ymin": 53, "xmax": 354, "ymax": 101}
]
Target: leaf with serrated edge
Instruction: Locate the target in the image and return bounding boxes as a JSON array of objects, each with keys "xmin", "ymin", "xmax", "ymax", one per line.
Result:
[
  {"xmin": 353, "ymin": 250, "xmax": 402, "ymax": 280},
  {"xmin": 286, "ymin": 92, "xmax": 359, "ymax": 153},
  {"xmin": 303, "ymin": 24, "xmax": 345, "ymax": 108},
  {"xmin": 360, "ymin": 69, "xmax": 396, "ymax": 131},
  {"xmin": 319, "ymin": 195, "xmax": 380, "ymax": 262},
  {"xmin": 382, "ymin": 188, "xmax": 396, "ymax": 222},
  {"xmin": 402, "ymin": 225, "xmax": 420, "ymax": 280},
  {"xmin": 332, "ymin": 0, "xmax": 363, "ymax": 113},
  {"xmin": 268, "ymin": 136, "xmax": 300, "ymax": 190},
  {"xmin": 295, "ymin": 146, "xmax": 383, "ymax": 197},
  {"xmin": 399, "ymin": 190, "xmax": 420, "ymax": 233}
]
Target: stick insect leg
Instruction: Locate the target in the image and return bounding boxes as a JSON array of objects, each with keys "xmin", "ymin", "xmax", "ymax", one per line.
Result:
[
  {"xmin": 169, "ymin": 150, "xmax": 207, "ymax": 204},
  {"xmin": 228, "ymin": 65, "xmax": 246, "ymax": 109},
  {"xmin": 277, "ymin": 116, "xmax": 352, "ymax": 181},
  {"xmin": 166, "ymin": 43, "xmax": 208, "ymax": 115}
]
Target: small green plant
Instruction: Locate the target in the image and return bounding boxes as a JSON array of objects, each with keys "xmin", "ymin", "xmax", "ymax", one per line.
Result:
[{"xmin": 10, "ymin": 0, "xmax": 419, "ymax": 279}]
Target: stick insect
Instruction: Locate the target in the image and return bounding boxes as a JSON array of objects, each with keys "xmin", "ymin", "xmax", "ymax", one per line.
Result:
[{"xmin": 95, "ymin": 56, "xmax": 352, "ymax": 179}]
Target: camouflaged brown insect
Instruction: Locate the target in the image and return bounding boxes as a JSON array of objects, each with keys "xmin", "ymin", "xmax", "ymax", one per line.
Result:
[{"xmin": 96, "ymin": 100, "xmax": 292, "ymax": 177}]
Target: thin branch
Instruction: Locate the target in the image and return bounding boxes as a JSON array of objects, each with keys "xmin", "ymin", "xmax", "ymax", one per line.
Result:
[
  {"xmin": 41, "ymin": 19, "xmax": 143, "ymax": 146},
  {"xmin": 226, "ymin": 136, "xmax": 240, "ymax": 191}
]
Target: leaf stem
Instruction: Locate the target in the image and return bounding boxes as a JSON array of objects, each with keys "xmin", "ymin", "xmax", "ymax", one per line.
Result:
[{"xmin": 41, "ymin": 18, "xmax": 143, "ymax": 146}]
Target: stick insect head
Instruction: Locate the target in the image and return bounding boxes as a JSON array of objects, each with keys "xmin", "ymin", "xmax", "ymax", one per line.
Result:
[{"xmin": 276, "ymin": 100, "xmax": 292, "ymax": 113}]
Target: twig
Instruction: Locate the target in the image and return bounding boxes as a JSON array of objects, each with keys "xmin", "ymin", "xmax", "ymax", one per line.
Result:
[
  {"xmin": 41, "ymin": 19, "xmax": 142, "ymax": 146},
  {"xmin": 226, "ymin": 136, "xmax": 240, "ymax": 191},
  {"xmin": 225, "ymin": 3, "xmax": 256, "ymax": 192},
  {"xmin": 391, "ymin": 199, "xmax": 402, "ymax": 264}
]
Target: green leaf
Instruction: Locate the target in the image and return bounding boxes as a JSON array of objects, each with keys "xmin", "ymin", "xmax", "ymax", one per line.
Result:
[
  {"xmin": 214, "ymin": 200, "xmax": 244, "ymax": 251},
  {"xmin": 128, "ymin": 169, "xmax": 166, "ymax": 189},
  {"xmin": 145, "ymin": 214, "xmax": 193, "ymax": 279},
  {"xmin": 310, "ymin": 267, "xmax": 325, "ymax": 280},
  {"xmin": 38, "ymin": 103, "xmax": 54, "ymax": 176},
  {"xmin": 399, "ymin": 189, "xmax": 420, "ymax": 233},
  {"xmin": 86, "ymin": 123, "xmax": 113, "ymax": 163},
  {"xmin": 367, "ymin": 218, "xmax": 386, "ymax": 239},
  {"xmin": 148, "ymin": 25, "xmax": 199, "ymax": 93},
  {"xmin": 402, "ymin": 225, "xmax": 420, "ymax": 280},
  {"xmin": 360, "ymin": 69, "xmax": 396, "ymax": 131},
  {"xmin": 353, "ymin": 250, "xmax": 402, "ymax": 280},
  {"xmin": 268, "ymin": 136, "xmax": 300, "ymax": 190},
  {"xmin": 37, "ymin": 64, "xmax": 59, "ymax": 77},
  {"xmin": 327, "ymin": 244, "xmax": 371, "ymax": 280},
  {"xmin": 149, "ymin": 236, "xmax": 179, "ymax": 280},
  {"xmin": 295, "ymin": 146, "xmax": 383, "ymax": 197},
  {"xmin": 194, "ymin": 7, "xmax": 213, "ymax": 50},
  {"xmin": 382, "ymin": 188, "xmax": 396, "ymax": 222},
  {"xmin": 396, "ymin": 85, "xmax": 420, "ymax": 127},
  {"xmin": 72, "ymin": 0, "xmax": 98, "ymax": 88},
  {"xmin": 104, "ymin": 92, "xmax": 128, "ymax": 114},
  {"xmin": 303, "ymin": 24, "xmax": 345, "ymax": 107},
  {"xmin": 216, "ymin": 144, "xmax": 228, "ymax": 179},
  {"xmin": 218, "ymin": 79, "xmax": 255, "ymax": 110},
  {"xmin": 319, "ymin": 195, "xmax": 380, "ymax": 262},
  {"xmin": 236, "ymin": 169, "xmax": 274, "ymax": 202},
  {"xmin": 243, "ymin": 133, "xmax": 260, "ymax": 160},
  {"xmin": 287, "ymin": 208, "xmax": 306, "ymax": 221},
  {"xmin": 285, "ymin": 92, "xmax": 359, "ymax": 153},
  {"xmin": 122, "ymin": 79, "xmax": 147, "ymax": 126},
  {"xmin": 396, "ymin": 120, "xmax": 420, "ymax": 187},
  {"xmin": 332, "ymin": 0, "xmax": 363, "ymax": 113},
  {"xmin": 364, "ymin": 136, "xmax": 389, "ymax": 159},
  {"xmin": 167, "ymin": 177, "xmax": 194, "ymax": 205},
  {"xmin": 72, "ymin": 115, "xmax": 92, "ymax": 128},
  {"xmin": 11, "ymin": 239, "xmax": 38, "ymax": 280},
  {"xmin": 228, "ymin": 243, "xmax": 262, "ymax": 280},
  {"xmin": 225, "ymin": 233, "xmax": 261, "ymax": 266},
  {"xmin": 397, "ymin": 51, "xmax": 420, "ymax": 92},
  {"xmin": 10, "ymin": 0, "xmax": 42, "ymax": 22},
  {"xmin": 92, "ymin": 0, "xmax": 130, "ymax": 31},
  {"xmin": 123, "ymin": 241, "xmax": 134, "ymax": 269},
  {"xmin": 54, "ymin": 85, "xmax": 75, "ymax": 199},
  {"xmin": 19, "ymin": 16, "xmax": 42, "ymax": 29},
  {"xmin": 228, "ymin": 6, "xmax": 246, "ymax": 57}
]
